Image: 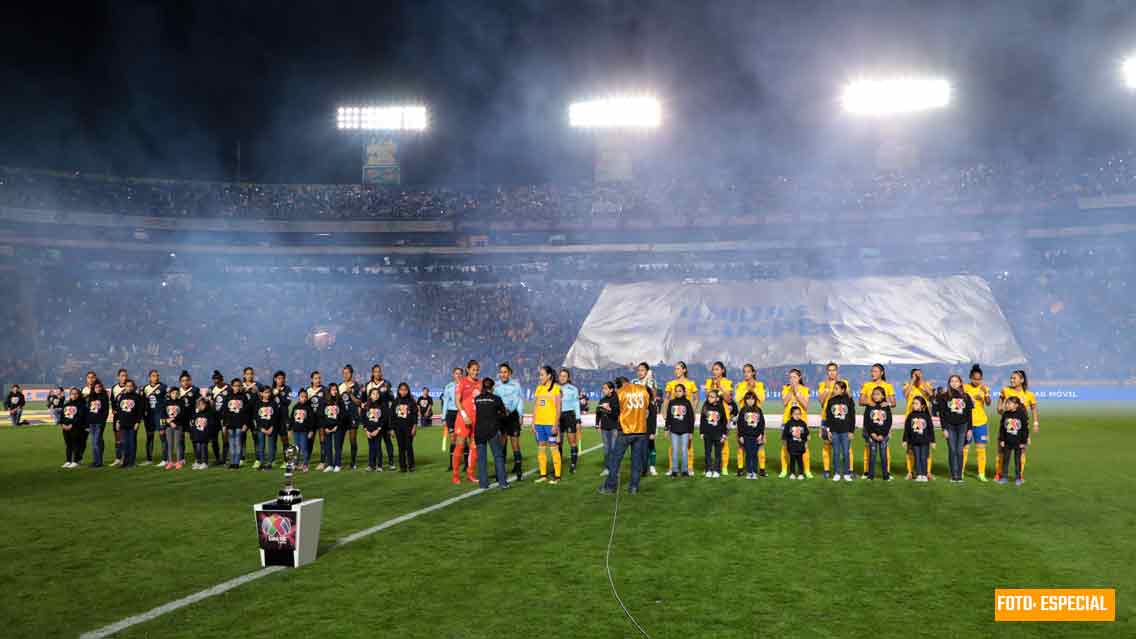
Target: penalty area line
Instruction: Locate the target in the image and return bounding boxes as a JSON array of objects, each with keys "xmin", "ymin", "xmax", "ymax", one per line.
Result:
[{"xmin": 79, "ymin": 442, "xmax": 604, "ymax": 639}]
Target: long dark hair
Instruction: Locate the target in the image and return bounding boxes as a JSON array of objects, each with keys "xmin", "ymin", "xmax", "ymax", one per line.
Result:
[
  {"xmin": 539, "ymin": 365, "xmax": 557, "ymax": 392},
  {"xmin": 558, "ymin": 367, "xmax": 573, "ymax": 384},
  {"xmin": 872, "ymin": 363, "xmax": 887, "ymax": 381},
  {"xmin": 943, "ymin": 374, "xmax": 966, "ymax": 399},
  {"xmin": 1011, "ymin": 369, "xmax": 1029, "ymax": 391}
]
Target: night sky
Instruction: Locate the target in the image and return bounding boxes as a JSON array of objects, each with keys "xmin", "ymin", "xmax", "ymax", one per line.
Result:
[{"xmin": 4, "ymin": 0, "xmax": 1136, "ymax": 184}]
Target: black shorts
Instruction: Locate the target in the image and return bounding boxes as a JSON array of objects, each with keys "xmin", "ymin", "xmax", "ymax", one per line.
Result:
[
  {"xmin": 558, "ymin": 412, "xmax": 578, "ymax": 434},
  {"xmin": 445, "ymin": 410, "xmax": 457, "ymax": 433},
  {"xmin": 501, "ymin": 410, "xmax": 521, "ymax": 437}
]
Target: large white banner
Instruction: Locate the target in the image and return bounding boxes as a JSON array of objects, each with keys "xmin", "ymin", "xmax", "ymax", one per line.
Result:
[{"xmin": 564, "ymin": 276, "xmax": 1027, "ymax": 370}]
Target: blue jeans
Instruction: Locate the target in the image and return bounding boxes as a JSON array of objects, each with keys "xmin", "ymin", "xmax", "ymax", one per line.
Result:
[
  {"xmin": 10, "ymin": 409, "xmax": 22, "ymax": 427},
  {"xmin": 256, "ymin": 431, "xmax": 277, "ymax": 465},
  {"xmin": 741, "ymin": 435, "xmax": 759, "ymax": 474},
  {"xmin": 121, "ymin": 427, "xmax": 137, "ymax": 466},
  {"xmin": 88, "ymin": 423, "xmax": 106, "ymax": 466},
  {"xmin": 831, "ymin": 431, "xmax": 851, "ymax": 476},
  {"xmin": 228, "ymin": 429, "xmax": 244, "ymax": 465},
  {"xmin": 51, "ymin": 408, "xmax": 61, "ymax": 425},
  {"xmin": 669, "ymin": 432, "xmax": 691, "ymax": 474},
  {"xmin": 330, "ymin": 429, "xmax": 346, "ymax": 467},
  {"xmin": 295, "ymin": 432, "xmax": 312, "ymax": 465},
  {"xmin": 602, "ymin": 433, "xmax": 646, "ymax": 492},
  {"xmin": 912, "ymin": 443, "xmax": 929, "ymax": 476},
  {"xmin": 945, "ymin": 427, "xmax": 967, "ymax": 480},
  {"xmin": 476, "ymin": 437, "xmax": 508, "ymax": 489},
  {"xmin": 601, "ymin": 429, "xmax": 618, "ymax": 470},
  {"xmin": 868, "ymin": 437, "xmax": 890, "ymax": 477}
]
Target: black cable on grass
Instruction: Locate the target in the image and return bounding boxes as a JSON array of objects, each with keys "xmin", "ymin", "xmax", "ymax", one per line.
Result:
[{"xmin": 605, "ymin": 486, "xmax": 652, "ymax": 639}]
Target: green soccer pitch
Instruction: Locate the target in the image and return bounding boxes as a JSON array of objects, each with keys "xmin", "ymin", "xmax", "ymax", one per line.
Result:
[{"xmin": 3, "ymin": 403, "xmax": 1133, "ymax": 639}]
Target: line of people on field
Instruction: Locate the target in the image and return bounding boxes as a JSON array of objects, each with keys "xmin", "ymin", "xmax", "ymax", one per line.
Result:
[{"xmin": 50, "ymin": 364, "xmax": 437, "ymax": 473}]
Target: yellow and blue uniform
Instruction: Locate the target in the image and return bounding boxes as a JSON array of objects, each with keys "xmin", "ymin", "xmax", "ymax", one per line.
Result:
[
  {"xmin": 665, "ymin": 378, "xmax": 698, "ymax": 472},
  {"xmin": 780, "ymin": 384, "xmax": 811, "ymax": 477},
  {"xmin": 532, "ymin": 383, "xmax": 563, "ymax": 480},
  {"xmin": 962, "ymin": 382, "xmax": 990, "ymax": 478},
  {"xmin": 817, "ymin": 378, "xmax": 849, "ymax": 474},
  {"xmin": 859, "ymin": 380, "xmax": 896, "ymax": 474},
  {"xmin": 997, "ymin": 386, "xmax": 1037, "ymax": 478},
  {"xmin": 704, "ymin": 378, "xmax": 733, "ymax": 473},
  {"xmin": 735, "ymin": 379, "xmax": 766, "ymax": 470}
]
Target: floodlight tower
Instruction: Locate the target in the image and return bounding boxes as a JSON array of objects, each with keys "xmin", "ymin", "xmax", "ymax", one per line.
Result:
[
  {"xmin": 568, "ymin": 95, "xmax": 661, "ymax": 182},
  {"xmin": 335, "ymin": 105, "xmax": 428, "ymax": 184},
  {"xmin": 840, "ymin": 75, "xmax": 952, "ymax": 170}
]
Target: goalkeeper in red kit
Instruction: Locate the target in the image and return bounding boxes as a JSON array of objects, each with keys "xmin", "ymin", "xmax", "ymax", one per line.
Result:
[{"xmin": 451, "ymin": 360, "xmax": 482, "ymax": 484}]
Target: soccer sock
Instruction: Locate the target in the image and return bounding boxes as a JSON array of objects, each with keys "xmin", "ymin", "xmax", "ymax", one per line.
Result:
[
  {"xmin": 1020, "ymin": 451, "xmax": 1026, "ymax": 475},
  {"xmin": 571, "ymin": 446, "xmax": 579, "ymax": 468},
  {"xmin": 350, "ymin": 438, "xmax": 358, "ymax": 466},
  {"xmin": 551, "ymin": 447, "xmax": 562, "ymax": 478},
  {"xmin": 737, "ymin": 445, "xmax": 744, "ymax": 470},
  {"xmin": 906, "ymin": 449, "xmax": 914, "ymax": 475},
  {"xmin": 822, "ymin": 440, "xmax": 832, "ymax": 473},
  {"xmin": 451, "ymin": 442, "xmax": 465, "ymax": 478},
  {"xmin": 145, "ymin": 432, "xmax": 154, "ymax": 461},
  {"xmin": 687, "ymin": 439, "xmax": 694, "ymax": 472},
  {"xmin": 976, "ymin": 446, "xmax": 987, "ymax": 477},
  {"xmin": 721, "ymin": 439, "xmax": 730, "ymax": 473},
  {"xmin": 780, "ymin": 446, "xmax": 789, "ymax": 474},
  {"xmin": 538, "ymin": 448, "xmax": 548, "ymax": 477},
  {"xmin": 758, "ymin": 446, "xmax": 766, "ymax": 470},
  {"xmin": 466, "ymin": 444, "xmax": 478, "ymax": 478},
  {"xmin": 646, "ymin": 446, "xmax": 654, "ymax": 467},
  {"xmin": 513, "ymin": 449, "xmax": 522, "ymax": 471},
  {"xmin": 802, "ymin": 448, "xmax": 811, "ymax": 475},
  {"xmin": 995, "ymin": 450, "xmax": 1004, "ymax": 477},
  {"xmin": 962, "ymin": 444, "xmax": 970, "ymax": 471}
]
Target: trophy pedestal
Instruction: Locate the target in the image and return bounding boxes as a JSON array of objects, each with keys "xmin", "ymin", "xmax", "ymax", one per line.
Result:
[{"xmin": 253, "ymin": 498, "xmax": 323, "ymax": 568}]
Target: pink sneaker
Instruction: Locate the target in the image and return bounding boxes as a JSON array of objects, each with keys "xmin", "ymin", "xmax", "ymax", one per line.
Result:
[
  {"xmin": 175, "ymin": 461, "xmax": 185, "ymax": 470},
  {"xmin": 164, "ymin": 462, "xmax": 175, "ymax": 470}
]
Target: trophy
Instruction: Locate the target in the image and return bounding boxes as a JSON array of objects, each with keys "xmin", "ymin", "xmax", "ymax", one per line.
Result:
[{"xmin": 275, "ymin": 444, "xmax": 303, "ymax": 508}]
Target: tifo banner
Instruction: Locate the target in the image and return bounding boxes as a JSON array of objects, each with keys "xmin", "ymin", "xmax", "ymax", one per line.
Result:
[{"xmin": 564, "ymin": 276, "xmax": 1027, "ymax": 370}]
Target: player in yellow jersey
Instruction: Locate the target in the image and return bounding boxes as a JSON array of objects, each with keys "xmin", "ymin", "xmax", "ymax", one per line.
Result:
[
  {"xmin": 531, "ymin": 366, "xmax": 563, "ymax": 484},
  {"xmin": 664, "ymin": 361, "xmax": 698, "ymax": 474},
  {"xmin": 780, "ymin": 368, "xmax": 811, "ymax": 478},
  {"xmin": 734, "ymin": 363, "xmax": 767, "ymax": 476},
  {"xmin": 902, "ymin": 368, "xmax": 935, "ymax": 479},
  {"xmin": 996, "ymin": 369, "xmax": 1039, "ymax": 481},
  {"xmin": 703, "ymin": 362, "xmax": 733, "ymax": 475},
  {"xmin": 961, "ymin": 364, "xmax": 992, "ymax": 481},
  {"xmin": 858, "ymin": 363, "xmax": 897, "ymax": 477},
  {"xmin": 816, "ymin": 362, "xmax": 850, "ymax": 479}
]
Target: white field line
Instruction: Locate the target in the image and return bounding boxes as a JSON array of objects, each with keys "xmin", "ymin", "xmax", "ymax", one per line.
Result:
[{"xmin": 79, "ymin": 442, "xmax": 604, "ymax": 639}]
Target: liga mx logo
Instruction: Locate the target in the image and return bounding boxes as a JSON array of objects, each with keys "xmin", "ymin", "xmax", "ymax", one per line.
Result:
[{"xmin": 258, "ymin": 513, "xmax": 297, "ymax": 549}]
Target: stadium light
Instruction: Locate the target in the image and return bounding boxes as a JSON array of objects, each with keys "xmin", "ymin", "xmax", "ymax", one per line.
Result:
[
  {"xmin": 569, "ymin": 96, "xmax": 662, "ymax": 128},
  {"xmin": 841, "ymin": 76, "xmax": 952, "ymax": 116},
  {"xmin": 336, "ymin": 105, "xmax": 428, "ymax": 131},
  {"xmin": 1123, "ymin": 57, "xmax": 1136, "ymax": 89}
]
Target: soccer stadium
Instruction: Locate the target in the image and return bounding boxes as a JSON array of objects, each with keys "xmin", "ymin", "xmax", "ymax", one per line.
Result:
[{"xmin": 2, "ymin": 2, "xmax": 1133, "ymax": 637}]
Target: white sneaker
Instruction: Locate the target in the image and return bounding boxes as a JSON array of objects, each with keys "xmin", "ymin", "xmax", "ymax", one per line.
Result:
[
  {"xmin": 138, "ymin": 460, "xmax": 151, "ymax": 466},
  {"xmin": 648, "ymin": 466, "xmax": 658, "ymax": 476},
  {"xmin": 323, "ymin": 466, "xmax": 333, "ymax": 473},
  {"xmin": 832, "ymin": 475, "xmax": 842, "ymax": 482},
  {"xmin": 845, "ymin": 474, "xmax": 856, "ymax": 481},
  {"xmin": 600, "ymin": 468, "xmax": 609, "ymax": 476},
  {"xmin": 333, "ymin": 466, "xmax": 342, "ymax": 473},
  {"xmin": 714, "ymin": 471, "xmax": 722, "ymax": 478},
  {"xmin": 916, "ymin": 475, "xmax": 928, "ymax": 482},
  {"xmin": 61, "ymin": 462, "xmax": 70, "ymax": 469}
]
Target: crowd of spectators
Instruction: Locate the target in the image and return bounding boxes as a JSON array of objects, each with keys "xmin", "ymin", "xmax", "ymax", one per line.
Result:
[
  {"xmin": 5, "ymin": 248, "xmax": 1133, "ymax": 395},
  {"xmin": 5, "ymin": 149, "xmax": 1136, "ymax": 226}
]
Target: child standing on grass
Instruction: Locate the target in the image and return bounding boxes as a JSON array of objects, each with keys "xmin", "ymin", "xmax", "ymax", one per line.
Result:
[
  {"xmin": 863, "ymin": 388, "xmax": 893, "ymax": 481},
  {"xmin": 115, "ymin": 380, "xmax": 144, "ymax": 468},
  {"xmin": 190, "ymin": 398, "xmax": 216, "ymax": 470},
  {"xmin": 362, "ymin": 388, "xmax": 388, "ymax": 472},
  {"xmin": 822, "ymin": 381, "xmax": 856, "ymax": 482},
  {"xmin": 783, "ymin": 406, "xmax": 809, "ymax": 480},
  {"xmin": 86, "ymin": 381, "xmax": 110, "ymax": 467},
  {"xmin": 60, "ymin": 388, "xmax": 86, "ymax": 468},
  {"xmin": 903, "ymin": 396, "xmax": 935, "ymax": 482},
  {"xmin": 700, "ymin": 390, "xmax": 728, "ymax": 478},
  {"xmin": 596, "ymin": 382, "xmax": 621, "ymax": 477},
  {"xmin": 391, "ymin": 382, "xmax": 419, "ymax": 472},
  {"xmin": 289, "ymin": 389, "xmax": 313, "ymax": 471},
  {"xmin": 253, "ymin": 386, "xmax": 279, "ymax": 470},
  {"xmin": 737, "ymin": 392, "xmax": 766, "ymax": 479},
  {"xmin": 997, "ymin": 396, "xmax": 1030, "ymax": 485},
  {"xmin": 322, "ymin": 383, "xmax": 347, "ymax": 472},
  {"xmin": 664, "ymin": 383, "xmax": 693, "ymax": 478},
  {"xmin": 6, "ymin": 384, "xmax": 26, "ymax": 427}
]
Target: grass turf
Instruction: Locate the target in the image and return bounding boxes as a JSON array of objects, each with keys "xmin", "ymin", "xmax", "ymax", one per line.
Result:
[{"xmin": 2, "ymin": 404, "xmax": 1133, "ymax": 638}]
